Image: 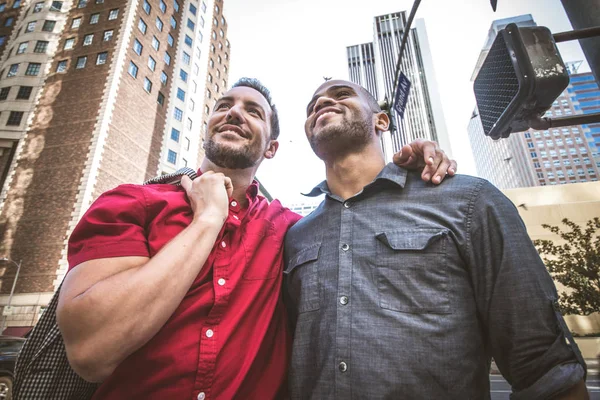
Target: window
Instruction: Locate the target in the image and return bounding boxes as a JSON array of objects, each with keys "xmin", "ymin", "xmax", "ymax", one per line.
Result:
[
  {"xmin": 64, "ymin": 37, "xmax": 75, "ymax": 50},
  {"xmin": 152, "ymin": 36, "xmax": 160, "ymax": 50},
  {"xmin": 159, "ymin": 0, "xmax": 166, "ymax": 12},
  {"xmin": 13, "ymin": 0, "xmax": 20, "ymax": 8},
  {"xmin": 573, "ymin": 158, "xmax": 581, "ymax": 165},
  {"xmin": 138, "ymin": 18, "xmax": 147, "ymax": 33},
  {"xmin": 193, "ymin": 63, "xmax": 199, "ymax": 75},
  {"xmin": 128, "ymin": 61, "xmax": 138, "ymax": 77},
  {"xmin": 182, "ymin": 51, "xmax": 190, "ymax": 65},
  {"xmin": 76, "ymin": 56, "xmax": 87, "ymax": 69},
  {"xmin": 553, "ymin": 160, "xmax": 560, "ymax": 167},
  {"xmin": 214, "ymin": 83, "xmax": 218, "ymax": 92},
  {"xmin": 16, "ymin": 86, "xmax": 32, "ymax": 99},
  {"xmin": 186, "ymin": 118, "xmax": 192, "ymax": 130},
  {"xmin": 56, "ymin": 60, "xmax": 67, "ymax": 72},
  {"xmin": 216, "ymin": 69, "xmax": 220, "ymax": 77},
  {"xmin": 33, "ymin": 40, "xmax": 48, "ymax": 53},
  {"xmin": 578, "ymin": 169, "xmax": 585, "ymax": 176},
  {"xmin": 575, "ymin": 137, "xmax": 583, "ymax": 144},
  {"xmin": 224, "ymin": 52, "xmax": 228, "ymax": 60},
  {"xmin": 7, "ymin": 64, "xmax": 18, "ymax": 77},
  {"xmin": 0, "ymin": 35, "xmax": 5, "ymax": 46},
  {"xmin": 179, "ymin": 69, "xmax": 188, "ymax": 82},
  {"xmin": 559, "ymin": 149, "xmax": 567, "ymax": 156},
  {"xmin": 96, "ymin": 52, "xmax": 108, "ymax": 65},
  {"xmin": 210, "ymin": 44, "xmax": 215, "ymax": 53},
  {"xmin": 226, "ymin": 39, "xmax": 230, "ymax": 48},
  {"xmin": 164, "ymin": 52, "xmax": 171, "ymax": 65},
  {"xmin": 218, "ymin": 42, "xmax": 223, "ymax": 50},
  {"xmin": 133, "ymin": 39, "xmax": 143, "ymax": 55},
  {"xmin": 71, "ymin": 17, "xmax": 81, "ymax": 29},
  {"xmin": 206, "ymin": 89, "xmax": 211, "ymax": 99},
  {"xmin": 4, "ymin": 16, "xmax": 12, "ymax": 26},
  {"xmin": 209, "ymin": 58, "xmax": 214, "ymax": 68},
  {"xmin": 563, "ymin": 159, "xmax": 571, "ymax": 166},
  {"xmin": 189, "ymin": 99, "xmax": 194, "ymax": 111},
  {"xmin": 533, "ymin": 162, "xmax": 541, "ymax": 168},
  {"xmin": 185, "ymin": 137, "xmax": 190, "ymax": 150},
  {"xmin": 550, "ymin": 150, "xmax": 557, "ymax": 157},
  {"xmin": 192, "ymin": 80, "xmax": 197, "ymax": 92},
  {"xmin": 143, "ymin": 0, "xmax": 150, "ymax": 14},
  {"xmin": 217, "ymin": 55, "xmax": 221, "ymax": 64},
  {"xmin": 215, "ymin": 4, "xmax": 219, "ymax": 13},
  {"xmin": 540, "ymin": 151, "xmax": 547, "ymax": 158},
  {"xmin": 566, "ymin": 138, "xmax": 573, "ymax": 145},
  {"xmin": 160, "ymin": 71, "xmax": 167, "ymax": 85},
  {"xmin": 42, "ymin": 20, "xmax": 56, "ymax": 32},
  {"xmin": 34, "ymin": 2, "xmax": 44, "ymax": 12},
  {"xmin": 103, "ymin": 30, "xmax": 113, "ymax": 41},
  {"xmin": 184, "ymin": 35, "xmax": 192, "ymax": 47},
  {"xmin": 7, "ymin": 111, "xmax": 24, "ymax": 126},
  {"xmin": 221, "ymin": 16, "xmax": 225, "ymax": 25},
  {"xmin": 157, "ymin": 92, "xmax": 164, "ymax": 106},
  {"xmin": 77, "ymin": 0, "xmax": 87, "ymax": 7},
  {"xmin": 204, "ymin": 105, "xmax": 209, "ymax": 115},
  {"xmin": 223, "ymin": 65, "xmax": 227, "ymax": 73},
  {"xmin": 147, "ymin": 56, "xmax": 155, "ymax": 71},
  {"xmin": 173, "ymin": 0, "xmax": 179, "ymax": 12},
  {"xmin": 83, "ymin": 34, "xmax": 93, "ymax": 46},
  {"xmin": 96, "ymin": 0, "xmax": 104, "ymax": 3},
  {"xmin": 89, "ymin": 13, "xmax": 99, "ymax": 24},
  {"xmin": 155, "ymin": 17, "xmax": 163, "ymax": 31},
  {"xmin": 196, "ymin": 46, "xmax": 201, "ymax": 58},
  {"xmin": 212, "ymin": 30, "xmax": 216, "ymax": 40},
  {"xmin": 187, "ymin": 19, "xmax": 194, "ymax": 30},
  {"xmin": 171, "ymin": 128, "xmax": 180, "ymax": 141},
  {"xmin": 167, "ymin": 150, "xmax": 177, "ymax": 164},
  {"xmin": 199, "ymin": 16, "xmax": 204, "ymax": 28},
  {"xmin": 207, "ymin": 74, "xmax": 213, "ymax": 83},
  {"xmin": 26, "ymin": 21, "xmax": 36, "ymax": 32},
  {"xmin": 170, "ymin": 16, "xmax": 176, "ymax": 29},
  {"xmin": 16, "ymin": 42, "xmax": 28, "ymax": 54},
  {"xmin": 201, "ymin": 2, "xmax": 206, "ymax": 12},
  {"xmin": 213, "ymin": 17, "xmax": 218, "ymax": 26},
  {"xmin": 0, "ymin": 87, "xmax": 9, "ymax": 100},
  {"xmin": 50, "ymin": 1, "xmax": 63, "ymax": 11},
  {"xmin": 527, "ymin": 142, "xmax": 534, "ymax": 149},
  {"xmin": 108, "ymin": 8, "xmax": 119, "ymax": 20},
  {"xmin": 25, "ymin": 63, "xmax": 41, "ymax": 76},
  {"xmin": 143, "ymin": 77, "xmax": 152, "ymax": 93},
  {"xmin": 176, "ymin": 87, "xmax": 185, "ymax": 101},
  {"xmin": 167, "ymin": 34, "xmax": 174, "ymax": 47},
  {"xmin": 173, "ymin": 107, "xmax": 183, "ymax": 121},
  {"xmin": 189, "ymin": 3, "xmax": 197, "ymax": 15},
  {"xmin": 219, "ymin": 29, "xmax": 224, "ymax": 38},
  {"xmin": 183, "ymin": 158, "xmax": 188, "ymax": 167}
]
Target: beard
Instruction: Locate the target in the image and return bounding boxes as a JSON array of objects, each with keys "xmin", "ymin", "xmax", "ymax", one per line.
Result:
[
  {"xmin": 309, "ymin": 115, "xmax": 373, "ymax": 160},
  {"xmin": 204, "ymin": 136, "xmax": 259, "ymax": 169}
]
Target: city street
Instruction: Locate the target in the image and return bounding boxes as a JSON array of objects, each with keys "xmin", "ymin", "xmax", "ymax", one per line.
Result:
[{"xmin": 490, "ymin": 375, "xmax": 600, "ymax": 399}]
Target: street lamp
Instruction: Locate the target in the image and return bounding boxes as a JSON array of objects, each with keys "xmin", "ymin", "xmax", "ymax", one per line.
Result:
[{"xmin": 0, "ymin": 257, "xmax": 22, "ymax": 335}]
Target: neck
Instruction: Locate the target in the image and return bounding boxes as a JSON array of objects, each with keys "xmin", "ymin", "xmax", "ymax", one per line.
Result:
[
  {"xmin": 199, "ymin": 158, "xmax": 257, "ymax": 207},
  {"xmin": 324, "ymin": 144, "xmax": 386, "ymax": 200}
]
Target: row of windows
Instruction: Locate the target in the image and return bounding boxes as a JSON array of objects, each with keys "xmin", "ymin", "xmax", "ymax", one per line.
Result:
[
  {"xmin": 55, "ymin": 51, "xmax": 108, "ymax": 72},
  {"xmin": 63, "ymin": 29, "xmax": 113, "ymax": 50},
  {"xmin": 0, "ymin": 85, "xmax": 32, "ymax": 100},
  {"xmin": 0, "ymin": 1, "xmax": 21, "ymax": 12},
  {"xmin": 2, "ymin": 110, "xmax": 25, "ymax": 126},
  {"xmin": 5, "ymin": 62, "xmax": 41, "ymax": 77},
  {"xmin": 530, "ymin": 147, "xmax": 591, "ymax": 159},
  {"xmin": 538, "ymin": 168, "xmax": 597, "ymax": 178},
  {"xmin": 142, "ymin": 0, "xmax": 180, "ymax": 15},
  {"xmin": 70, "ymin": 8, "xmax": 118, "ymax": 29}
]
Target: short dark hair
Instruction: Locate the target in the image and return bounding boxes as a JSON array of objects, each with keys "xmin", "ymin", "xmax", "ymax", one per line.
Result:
[
  {"xmin": 231, "ymin": 77, "xmax": 280, "ymax": 140},
  {"xmin": 357, "ymin": 85, "xmax": 382, "ymax": 113}
]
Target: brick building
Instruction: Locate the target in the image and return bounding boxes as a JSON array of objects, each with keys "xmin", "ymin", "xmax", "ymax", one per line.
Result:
[{"xmin": 0, "ymin": 0, "xmax": 231, "ymax": 334}]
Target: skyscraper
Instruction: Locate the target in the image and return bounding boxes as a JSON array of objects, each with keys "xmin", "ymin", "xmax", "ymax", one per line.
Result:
[
  {"xmin": 467, "ymin": 15, "xmax": 600, "ymax": 189},
  {"xmin": 0, "ymin": 0, "xmax": 231, "ymax": 333},
  {"xmin": 347, "ymin": 12, "xmax": 451, "ymax": 158}
]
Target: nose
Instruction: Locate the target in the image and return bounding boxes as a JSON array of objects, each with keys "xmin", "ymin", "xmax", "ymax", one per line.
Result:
[
  {"xmin": 313, "ymin": 95, "xmax": 335, "ymax": 114},
  {"xmin": 226, "ymin": 103, "xmax": 244, "ymax": 123}
]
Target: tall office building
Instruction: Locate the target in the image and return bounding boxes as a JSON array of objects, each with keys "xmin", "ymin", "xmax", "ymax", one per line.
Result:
[
  {"xmin": 468, "ymin": 15, "xmax": 600, "ymax": 189},
  {"xmin": 0, "ymin": 0, "xmax": 231, "ymax": 334},
  {"xmin": 347, "ymin": 12, "xmax": 451, "ymax": 158}
]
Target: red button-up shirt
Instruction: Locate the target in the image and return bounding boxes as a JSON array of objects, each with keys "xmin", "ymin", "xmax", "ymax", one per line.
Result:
[{"xmin": 67, "ymin": 177, "xmax": 301, "ymax": 400}]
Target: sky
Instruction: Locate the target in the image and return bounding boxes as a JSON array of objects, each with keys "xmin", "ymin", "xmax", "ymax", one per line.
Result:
[{"xmin": 223, "ymin": 0, "xmax": 587, "ymax": 205}]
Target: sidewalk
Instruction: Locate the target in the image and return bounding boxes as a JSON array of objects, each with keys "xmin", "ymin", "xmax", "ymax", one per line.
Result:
[{"xmin": 490, "ymin": 358, "xmax": 599, "ymax": 378}]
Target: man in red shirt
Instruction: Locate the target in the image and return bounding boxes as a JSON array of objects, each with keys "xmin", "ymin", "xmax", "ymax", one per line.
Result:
[{"xmin": 57, "ymin": 78, "xmax": 456, "ymax": 400}]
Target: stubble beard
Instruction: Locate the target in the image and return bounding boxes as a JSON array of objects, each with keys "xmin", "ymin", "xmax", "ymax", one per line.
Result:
[
  {"xmin": 204, "ymin": 136, "xmax": 259, "ymax": 169},
  {"xmin": 309, "ymin": 115, "xmax": 374, "ymax": 160}
]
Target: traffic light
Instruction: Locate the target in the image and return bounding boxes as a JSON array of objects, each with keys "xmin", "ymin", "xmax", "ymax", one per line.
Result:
[{"xmin": 473, "ymin": 23, "xmax": 569, "ymax": 140}]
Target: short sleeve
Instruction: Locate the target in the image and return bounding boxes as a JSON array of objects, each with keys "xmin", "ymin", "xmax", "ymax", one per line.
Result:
[{"xmin": 67, "ymin": 185, "xmax": 150, "ymax": 269}]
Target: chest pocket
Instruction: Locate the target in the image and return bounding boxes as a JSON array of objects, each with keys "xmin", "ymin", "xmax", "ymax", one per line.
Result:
[
  {"xmin": 375, "ymin": 228, "xmax": 451, "ymax": 314},
  {"xmin": 242, "ymin": 218, "xmax": 281, "ymax": 280},
  {"xmin": 284, "ymin": 243, "xmax": 321, "ymax": 313}
]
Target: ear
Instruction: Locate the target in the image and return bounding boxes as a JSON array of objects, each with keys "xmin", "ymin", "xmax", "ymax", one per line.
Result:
[
  {"xmin": 264, "ymin": 140, "xmax": 279, "ymax": 159},
  {"xmin": 374, "ymin": 111, "xmax": 390, "ymax": 133}
]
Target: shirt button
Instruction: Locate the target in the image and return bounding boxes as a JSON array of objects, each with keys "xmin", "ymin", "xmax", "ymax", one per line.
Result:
[
  {"xmin": 206, "ymin": 329, "xmax": 214, "ymax": 338},
  {"xmin": 231, "ymin": 200, "xmax": 237, "ymax": 207},
  {"xmin": 339, "ymin": 361, "xmax": 348, "ymax": 372},
  {"xmin": 340, "ymin": 296, "xmax": 349, "ymax": 305},
  {"xmin": 343, "ymin": 201, "xmax": 351, "ymax": 208},
  {"xmin": 197, "ymin": 393, "xmax": 206, "ymax": 400},
  {"xmin": 221, "ymin": 241, "xmax": 226, "ymax": 248},
  {"xmin": 233, "ymin": 215, "xmax": 239, "ymax": 220},
  {"xmin": 341, "ymin": 243, "xmax": 350, "ymax": 251},
  {"xmin": 217, "ymin": 278, "xmax": 226, "ymax": 286}
]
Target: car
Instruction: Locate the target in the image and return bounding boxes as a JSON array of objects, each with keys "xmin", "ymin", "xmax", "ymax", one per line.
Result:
[{"xmin": 0, "ymin": 336, "xmax": 26, "ymax": 400}]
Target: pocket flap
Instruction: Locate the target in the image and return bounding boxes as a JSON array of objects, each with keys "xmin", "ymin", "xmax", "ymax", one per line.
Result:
[
  {"xmin": 285, "ymin": 243, "xmax": 321, "ymax": 274},
  {"xmin": 376, "ymin": 229, "xmax": 446, "ymax": 250}
]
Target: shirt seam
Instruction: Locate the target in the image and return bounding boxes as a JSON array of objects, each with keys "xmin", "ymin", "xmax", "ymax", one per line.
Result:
[{"xmin": 464, "ymin": 179, "xmax": 486, "ymax": 266}]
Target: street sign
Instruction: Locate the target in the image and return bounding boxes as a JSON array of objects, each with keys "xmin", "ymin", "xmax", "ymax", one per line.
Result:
[{"xmin": 394, "ymin": 72, "xmax": 411, "ymax": 120}]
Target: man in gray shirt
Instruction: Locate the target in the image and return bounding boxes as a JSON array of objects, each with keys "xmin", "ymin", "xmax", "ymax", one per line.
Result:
[{"xmin": 284, "ymin": 79, "xmax": 589, "ymax": 399}]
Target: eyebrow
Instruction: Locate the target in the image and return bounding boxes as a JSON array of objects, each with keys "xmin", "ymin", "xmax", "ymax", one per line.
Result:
[
  {"xmin": 306, "ymin": 85, "xmax": 356, "ymax": 115},
  {"xmin": 214, "ymin": 96, "xmax": 268, "ymax": 116}
]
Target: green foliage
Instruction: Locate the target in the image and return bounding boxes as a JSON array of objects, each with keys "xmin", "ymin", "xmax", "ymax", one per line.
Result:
[{"xmin": 534, "ymin": 217, "xmax": 600, "ymax": 315}]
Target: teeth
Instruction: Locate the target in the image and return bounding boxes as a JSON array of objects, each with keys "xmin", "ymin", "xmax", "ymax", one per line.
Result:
[{"xmin": 317, "ymin": 111, "xmax": 336, "ymax": 122}]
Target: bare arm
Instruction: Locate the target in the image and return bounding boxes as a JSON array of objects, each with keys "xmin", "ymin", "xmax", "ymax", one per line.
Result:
[{"xmin": 57, "ymin": 172, "xmax": 232, "ymax": 382}]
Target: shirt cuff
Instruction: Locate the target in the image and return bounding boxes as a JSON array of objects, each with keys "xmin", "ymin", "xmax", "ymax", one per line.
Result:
[{"xmin": 510, "ymin": 362, "xmax": 585, "ymax": 400}]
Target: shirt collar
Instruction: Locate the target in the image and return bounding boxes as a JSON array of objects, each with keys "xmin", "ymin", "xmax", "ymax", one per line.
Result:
[
  {"xmin": 195, "ymin": 169, "xmax": 260, "ymax": 200},
  {"xmin": 302, "ymin": 162, "xmax": 408, "ymax": 197}
]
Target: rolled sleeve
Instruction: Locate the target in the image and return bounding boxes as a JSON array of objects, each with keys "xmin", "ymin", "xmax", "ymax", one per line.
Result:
[
  {"xmin": 67, "ymin": 185, "xmax": 150, "ymax": 269},
  {"xmin": 465, "ymin": 181, "xmax": 585, "ymax": 397}
]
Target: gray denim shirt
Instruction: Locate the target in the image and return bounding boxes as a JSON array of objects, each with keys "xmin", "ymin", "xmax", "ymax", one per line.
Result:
[{"xmin": 284, "ymin": 163, "xmax": 585, "ymax": 400}]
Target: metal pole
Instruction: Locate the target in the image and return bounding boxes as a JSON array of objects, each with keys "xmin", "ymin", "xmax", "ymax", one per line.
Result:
[
  {"xmin": 0, "ymin": 258, "xmax": 21, "ymax": 335},
  {"xmin": 528, "ymin": 112, "xmax": 600, "ymax": 130},
  {"xmin": 553, "ymin": 26, "xmax": 600, "ymax": 43},
  {"xmin": 560, "ymin": 0, "xmax": 600, "ymax": 84}
]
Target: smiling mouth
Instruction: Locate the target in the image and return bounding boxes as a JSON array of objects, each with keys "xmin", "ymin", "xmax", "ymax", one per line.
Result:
[
  {"xmin": 219, "ymin": 125, "xmax": 247, "ymax": 139},
  {"xmin": 314, "ymin": 111, "xmax": 340, "ymax": 127}
]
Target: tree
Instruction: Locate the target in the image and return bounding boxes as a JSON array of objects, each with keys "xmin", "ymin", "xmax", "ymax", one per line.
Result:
[{"xmin": 533, "ymin": 217, "xmax": 600, "ymax": 315}]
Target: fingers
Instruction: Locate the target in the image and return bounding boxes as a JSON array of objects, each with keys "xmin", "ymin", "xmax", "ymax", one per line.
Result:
[
  {"xmin": 430, "ymin": 158, "xmax": 451, "ymax": 184},
  {"xmin": 180, "ymin": 175, "xmax": 192, "ymax": 193},
  {"xmin": 223, "ymin": 177, "xmax": 233, "ymax": 198},
  {"xmin": 420, "ymin": 141, "xmax": 437, "ymax": 166},
  {"xmin": 392, "ymin": 144, "xmax": 414, "ymax": 166},
  {"xmin": 448, "ymin": 160, "xmax": 457, "ymax": 176}
]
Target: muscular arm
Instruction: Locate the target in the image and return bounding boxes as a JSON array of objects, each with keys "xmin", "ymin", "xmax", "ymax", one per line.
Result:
[{"xmin": 57, "ymin": 172, "xmax": 232, "ymax": 382}]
